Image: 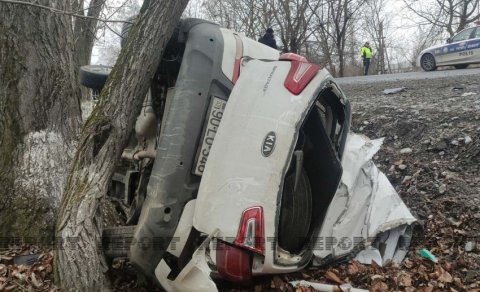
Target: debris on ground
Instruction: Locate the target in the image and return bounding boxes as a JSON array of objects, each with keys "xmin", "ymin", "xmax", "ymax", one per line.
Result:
[
  {"xmin": 0, "ymin": 245, "xmax": 57, "ymax": 291},
  {"xmin": 418, "ymin": 249, "xmax": 438, "ymax": 263},
  {"xmin": 383, "ymin": 87, "xmax": 406, "ymax": 95},
  {"xmin": 290, "ymin": 280, "xmax": 368, "ymax": 292}
]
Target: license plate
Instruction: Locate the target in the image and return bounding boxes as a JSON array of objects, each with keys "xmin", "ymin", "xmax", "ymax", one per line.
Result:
[{"xmin": 193, "ymin": 96, "xmax": 226, "ymax": 176}]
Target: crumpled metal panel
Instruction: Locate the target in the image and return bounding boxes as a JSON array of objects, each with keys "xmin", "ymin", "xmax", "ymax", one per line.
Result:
[{"xmin": 314, "ymin": 133, "xmax": 417, "ymax": 262}]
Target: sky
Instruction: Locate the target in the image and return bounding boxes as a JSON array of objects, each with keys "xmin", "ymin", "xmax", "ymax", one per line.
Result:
[{"xmin": 91, "ymin": 0, "xmax": 474, "ymax": 68}]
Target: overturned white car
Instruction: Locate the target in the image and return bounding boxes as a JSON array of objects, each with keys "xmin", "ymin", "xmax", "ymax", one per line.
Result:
[{"xmin": 80, "ymin": 18, "xmax": 416, "ymax": 291}]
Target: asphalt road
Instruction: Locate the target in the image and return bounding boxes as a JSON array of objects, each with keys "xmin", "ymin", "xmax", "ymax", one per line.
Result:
[{"xmin": 336, "ymin": 67, "xmax": 480, "ymax": 85}]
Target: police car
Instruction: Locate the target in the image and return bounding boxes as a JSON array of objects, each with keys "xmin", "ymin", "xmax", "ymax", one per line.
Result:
[{"xmin": 418, "ymin": 25, "xmax": 480, "ymax": 71}]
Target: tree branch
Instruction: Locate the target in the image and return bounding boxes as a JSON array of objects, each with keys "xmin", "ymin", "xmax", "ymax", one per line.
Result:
[{"xmin": 0, "ymin": 0, "xmax": 131, "ymax": 23}]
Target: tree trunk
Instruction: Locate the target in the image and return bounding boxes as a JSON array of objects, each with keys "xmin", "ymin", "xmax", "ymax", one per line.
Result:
[
  {"xmin": 0, "ymin": 0, "xmax": 82, "ymax": 237},
  {"xmin": 73, "ymin": 0, "xmax": 106, "ymax": 68},
  {"xmin": 73, "ymin": 0, "xmax": 106, "ymax": 101},
  {"xmin": 54, "ymin": 0, "xmax": 189, "ymax": 290}
]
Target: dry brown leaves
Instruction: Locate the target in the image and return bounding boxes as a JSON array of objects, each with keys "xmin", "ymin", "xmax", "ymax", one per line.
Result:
[{"xmin": 0, "ymin": 246, "xmax": 57, "ymax": 291}]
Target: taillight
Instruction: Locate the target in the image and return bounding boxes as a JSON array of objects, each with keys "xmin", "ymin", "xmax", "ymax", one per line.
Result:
[
  {"xmin": 283, "ymin": 61, "xmax": 319, "ymax": 95},
  {"xmin": 216, "ymin": 241, "xmax": 252, "ymax": 283},
  {"xmin": 234, "ymin": 206, "xmax": 265, "ymax": 255},
  {"xmin": 216, "ymin": 207, "xmax": 264, "ymax": 283}
]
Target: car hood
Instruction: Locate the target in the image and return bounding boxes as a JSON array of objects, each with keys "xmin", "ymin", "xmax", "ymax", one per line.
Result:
[{"xmin": 419, "ymin": 43, "xmax": 446, "ymax": 55}]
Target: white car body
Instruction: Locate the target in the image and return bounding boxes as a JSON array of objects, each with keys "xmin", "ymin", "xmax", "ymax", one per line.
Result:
[
  {"xmin": 418, "ymin": 25, "xmax": 480, "ymax": 70},
  {"xmin": 194, "ymin": 61, "xmax": 337, "ymax": 273},
  {"xmin": 152, "ymin": 25, "xmax": 415, "ymax": 292}
]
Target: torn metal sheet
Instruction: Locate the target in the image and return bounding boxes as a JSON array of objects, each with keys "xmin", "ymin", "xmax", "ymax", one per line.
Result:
[{"xmin": 314, "ymin": 133, "xmax": 417, "ymax": 265}]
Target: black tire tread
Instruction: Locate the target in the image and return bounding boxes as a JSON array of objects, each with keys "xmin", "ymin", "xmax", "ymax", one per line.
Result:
[{"xmin": 278, "ymin": 168, "xmax": 312, "ymax": 253}]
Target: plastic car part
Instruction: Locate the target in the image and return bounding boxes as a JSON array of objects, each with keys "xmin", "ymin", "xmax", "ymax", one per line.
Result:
[
  {"xmin": 283, "ymin": 61, "xmax": 320, "ymax": 95},
  {"xmin": 79, "ymin": 65, "xmax": 111, "ymax": 90},
  {"xmin": 454, "ymin": 64, "xmax": 469, "ymax": 69},
  {"xmin": 279, "ymin": 52, "xmax": 307, "ymax": 62},
  {"xmin": 234, "ymin": 207, "xmax": 265, "ymax": 255},
  {"xmin": 216, "ymin": 241, "xmax": 253, "ymax": 283},
  {"xmin": 231, "ymin": 34, "xmax": 243, "ymax": 84}
]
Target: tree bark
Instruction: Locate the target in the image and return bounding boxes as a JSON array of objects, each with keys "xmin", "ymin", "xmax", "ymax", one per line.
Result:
[
  {"xmin": 73, "ymin": 0, "xmax": 106, "ymax": 101},
  {"xmin": 0, "ymin": 0, "xmax": 82, "ymax": 237},
  {"xmin": 73, "ymin": 0, "xmax": 106, "ymax": 68},
  {"xmin": 54, "ymin": 0, "xmax": 189, "ymax": 290}
]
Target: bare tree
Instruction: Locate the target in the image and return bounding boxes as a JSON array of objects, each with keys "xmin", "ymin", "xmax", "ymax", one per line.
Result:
[
  {"xmin": 0, "ymin": 0, "xmax": 82, "ymax": 237},
  {"xmin": 313, "ymin": 0, "xmax": 362, "ymax": 77},
  {"xmin": 73, "ymin": 0, "xmax": 107, "ymax": 68},
  {"xmin": 361, "ymin": 0, "xmax": 392, "ymax": 74},
  {"xmin": 404, "ymin": 0, "xmax": 480, "ymax": 37},
  {"xmin": 54, "ymin": 0, "xmax": 190, "ymax": 290},
  {"xmin": 269, "ymin": 0, "xmax": 323, "ymax": 53},
  {"xmin": 201, "ymin": 0, "xmax": 274, "ymax": 39},
  {"xmin": 405, "ymin": 25, "xmax": 444, "ymax": 68}
]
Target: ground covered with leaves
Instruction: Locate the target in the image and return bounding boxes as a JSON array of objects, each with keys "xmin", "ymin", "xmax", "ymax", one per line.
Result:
[{"xmin": 1, "ymin": 73, "xmax": 478, "ymax": 291}]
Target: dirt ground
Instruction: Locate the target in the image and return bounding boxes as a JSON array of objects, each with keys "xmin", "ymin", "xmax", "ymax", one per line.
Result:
[
  {"xmin": 282, "ymin": 74, "xmax": 480, "ymax": 291},
  {"xmin": 1, "ymin": 74, "xmax": 479, "ymax": 291}
]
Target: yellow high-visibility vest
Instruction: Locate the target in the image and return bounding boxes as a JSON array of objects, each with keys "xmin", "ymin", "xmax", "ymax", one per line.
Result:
[{"xmin": 360, "ymin": 46, "xmax": 372, "ymax": 59}]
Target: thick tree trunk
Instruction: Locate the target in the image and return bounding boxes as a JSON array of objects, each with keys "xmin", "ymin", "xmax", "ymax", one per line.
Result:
[
  {"xmin": 0, "ymin": 0, "xmax": 82, "ymax": 237},
  {"xmin": 54, "ymin": 0, "xmax": 189, "ymax": 290}
]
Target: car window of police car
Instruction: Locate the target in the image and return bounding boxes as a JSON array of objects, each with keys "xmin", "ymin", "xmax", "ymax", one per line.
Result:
[
  {"xmin": 475, "ymin": 28, "xmax": 480, "ymax": 38},
  {"xmin": 452, "ymin": 28, "xmax": 475, "ymax": 42}
]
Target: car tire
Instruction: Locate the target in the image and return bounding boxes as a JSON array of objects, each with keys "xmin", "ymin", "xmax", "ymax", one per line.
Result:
[
  {"xmin": 79, "ymin": 65, "xmax": 111, "ymax": 90},
  {"xmin": 278, "ymin": 167, "xmax": 312, "ymax": 253},
  {"xmin": 454, "ymin": 64, "xmax": 468, "ymax": 69},
  {"xmin": 420, "ymin": 53, "xmax": 437, "ymax": 71}
]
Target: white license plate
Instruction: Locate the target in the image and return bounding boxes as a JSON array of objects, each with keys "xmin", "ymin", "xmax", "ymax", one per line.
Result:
[{"xmin": 193, "ymin": 96, "xmax": 226, "ymax": 176}]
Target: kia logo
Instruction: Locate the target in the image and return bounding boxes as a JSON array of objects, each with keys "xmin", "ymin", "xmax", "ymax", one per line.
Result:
[{"xmin": 262, "ymin": 131, "xmax": 276, "ymax": 157}]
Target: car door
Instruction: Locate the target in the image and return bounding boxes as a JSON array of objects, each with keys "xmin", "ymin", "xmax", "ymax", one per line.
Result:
[
  {"xmin": 463, "ymin": 27, "xmax": 480, "ymax": 64},
  {"xmin": 436, "ymin": 27, "xmax": 476, "ymax": 66}
]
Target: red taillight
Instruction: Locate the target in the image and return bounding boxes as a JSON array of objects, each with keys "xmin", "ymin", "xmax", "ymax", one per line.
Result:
[
  {"xmin": 234, "ymin": 206, "xmax": 265, "ymax": 255},
  {"xmin": 216, "ymin": 241, "xmax": 252, "ymax": 283},
  {"xmin": 284, "ymin": 61, "xmax": 319, "ymax": 95},
  {"xmin": 279, "ymin": 52, "xmax": 308, "ymax": 62}
]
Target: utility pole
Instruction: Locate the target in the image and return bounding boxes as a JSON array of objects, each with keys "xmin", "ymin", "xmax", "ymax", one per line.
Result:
[{"xmin": 377, "ymin": 21, "xmax": 386, "ymax": 74}]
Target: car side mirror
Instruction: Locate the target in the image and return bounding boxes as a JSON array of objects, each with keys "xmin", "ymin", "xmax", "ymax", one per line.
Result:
[{"xmin": 446, "ymin": 38, "xmax": 452, "ymax": 43}]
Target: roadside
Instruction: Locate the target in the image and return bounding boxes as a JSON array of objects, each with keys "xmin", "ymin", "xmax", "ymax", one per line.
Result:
[
  {"xmin": 287, "ymin": 72, "xmax": 480, "ymax": 291},
  {"xmin": 1, "ymin": 73, "xmax": 479, "ymax": 291}
]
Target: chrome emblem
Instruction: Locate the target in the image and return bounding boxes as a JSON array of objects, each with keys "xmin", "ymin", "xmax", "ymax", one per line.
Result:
[{"xmin": 262, "ymin": 131, "xmax": 276, "ymax": 157}]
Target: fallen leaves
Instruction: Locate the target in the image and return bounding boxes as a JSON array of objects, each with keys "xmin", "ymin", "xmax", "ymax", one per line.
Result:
[
  {"xmin": 0, "ymin": 245, "xmax": 57, "ymax": 291},
  {"xmin": 325, "ymin": 270, "xmax": 343, "ymax": 284}
]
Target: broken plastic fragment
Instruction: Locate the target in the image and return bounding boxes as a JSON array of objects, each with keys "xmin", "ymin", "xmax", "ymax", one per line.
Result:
[
  {"xmin": 290, "ymin": 280, "xmax": 368, "ymax": 292},
  {"xmin": 418, "ymin": 248, "xmax": 438, "ymax": 263},
  {"xmin": 383, "ymin": 87, "xmax": 406, "ymax": 95}
]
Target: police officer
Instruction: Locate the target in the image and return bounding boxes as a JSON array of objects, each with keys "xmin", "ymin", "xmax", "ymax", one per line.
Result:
[
  {"xmin": 258, "ymin": 28, "xmax": 278, "ymax": 49},
  {"xmin": 360, "ymin": 42, "xmax": 373, "ymax": 75}
]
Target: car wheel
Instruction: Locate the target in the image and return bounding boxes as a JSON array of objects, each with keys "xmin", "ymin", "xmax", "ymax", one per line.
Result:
[
  {"xmin": 278, "ymin": 167, "xmax": 312, "ymax": 253},
  {"xmin": 420, "ymin": 53, "xmax": 437, "ymax": 71},
  {"xmin": 79, "ymin": 65, "xmax": 111, "ymax": 90},
  {"xmin": 454, "ymin": 64, "xmax": 469, "ymax": 69}
]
